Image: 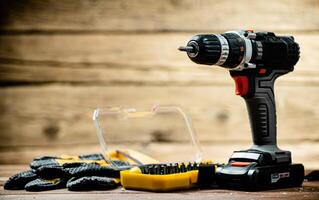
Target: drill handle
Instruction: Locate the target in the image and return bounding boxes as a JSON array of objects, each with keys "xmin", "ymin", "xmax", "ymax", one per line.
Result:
[
  {"xmin": 231, "ymin": 69, "xmax": 290, "ymax": 146},
  {"xmin": 244, "ymin": 78, "xmax": 277, "ymax": 146}
]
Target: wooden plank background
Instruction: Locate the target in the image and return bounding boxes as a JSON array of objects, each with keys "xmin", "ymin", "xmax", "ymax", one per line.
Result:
[{"xmin": 0, "ymin": 0, "xmax": 318, "ymax": 167}]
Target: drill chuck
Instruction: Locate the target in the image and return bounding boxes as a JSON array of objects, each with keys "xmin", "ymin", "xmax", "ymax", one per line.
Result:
[
  {"xmin": 179, "ymin": 30, "xmax": 300, "ymax": 71},
  {"xmin": 179, "ymin": 34, "xmax": 224, "ymax": 66}
]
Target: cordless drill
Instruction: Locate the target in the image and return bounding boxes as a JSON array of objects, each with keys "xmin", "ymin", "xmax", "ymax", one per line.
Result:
[{"xmin": 179, "ymin": 30, "xmax": 304, "ymax": 190}]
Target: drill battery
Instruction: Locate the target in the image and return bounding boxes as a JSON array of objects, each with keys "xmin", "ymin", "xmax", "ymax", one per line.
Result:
[{"xmin": 216, "ymin": 151, "xmax": 304, "ymax": 190}]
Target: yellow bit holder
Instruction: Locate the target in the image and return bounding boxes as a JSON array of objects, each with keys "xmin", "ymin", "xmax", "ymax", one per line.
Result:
[
  {"xmin": 120, "ymin": 161, "xmax": 216, "ymax": 192},
  {"xmin": 120, "ymin": 167, "xmax": 199, "ymax": 192}
]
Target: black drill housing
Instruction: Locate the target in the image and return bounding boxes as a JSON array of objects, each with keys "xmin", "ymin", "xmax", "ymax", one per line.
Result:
[
  {"xmin": 184, "ymin": 32, "xmax": 299, "ymax": 70},
  {"xmin": 250, "ymin": 32, "xmax": 300, "ymax": 70},
  {"xmin": 179, "ymin": 30, "xmax": 304, "ymax": 190}
]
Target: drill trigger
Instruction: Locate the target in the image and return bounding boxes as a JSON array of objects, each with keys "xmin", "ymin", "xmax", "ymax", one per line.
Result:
[{"xmin": 232, "ymin": 76, "xmax": 249, "ymax": 96}]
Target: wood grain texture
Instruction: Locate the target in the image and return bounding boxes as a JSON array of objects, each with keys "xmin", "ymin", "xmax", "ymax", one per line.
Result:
[
  {"xmin": 1, "ymin": 184, "xmax": 319, "ymax": 200},
  {"xmin": 1, "ymin": 62, "xmax": 319, "ymax": 86},
  {"xmin": 1, "ymin": 142, "xmax": 319, "ymax": 168},
  {"xmin": 0, "ymin": 85, "xmax": 318, "ymax": 148},
  {"xmin": 0, "ymin": 34, "xmax": 318, "ymax": 88},
  {"xmin": 1, "ymin": 165, "xmax": 319, "ymax": 199},
  {"xmin": 0, "ymin": 34, "xmax": 318, "ymax": 71},
  {"xmin": 0, "ymin": 0, "xmax": 318, "ymax": 168},
  {"xmin": 0, "ymin": 0, "xmax": 318, "ymax": 32}
]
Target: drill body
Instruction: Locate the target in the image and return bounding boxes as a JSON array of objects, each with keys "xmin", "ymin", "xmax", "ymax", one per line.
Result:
[{"xmin": 179, "ymin": 30, "xmax": 304, "ymax": 190}]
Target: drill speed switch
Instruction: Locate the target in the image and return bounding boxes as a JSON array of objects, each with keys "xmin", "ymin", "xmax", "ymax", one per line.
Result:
[{"xmin": 179, "ymin": 30, "xmax": 304, "ymax": 190}]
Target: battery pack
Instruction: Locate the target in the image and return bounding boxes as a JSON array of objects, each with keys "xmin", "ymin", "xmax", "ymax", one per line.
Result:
[{"xmin": 216, "ymin": 162, "xmax": 304, "ymax": 190}]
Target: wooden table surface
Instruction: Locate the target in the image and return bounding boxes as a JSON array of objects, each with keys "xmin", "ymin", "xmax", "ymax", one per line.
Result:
[{"xmin": 1, "ymin": 165, "xmax": 318, "ymax": 200}]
